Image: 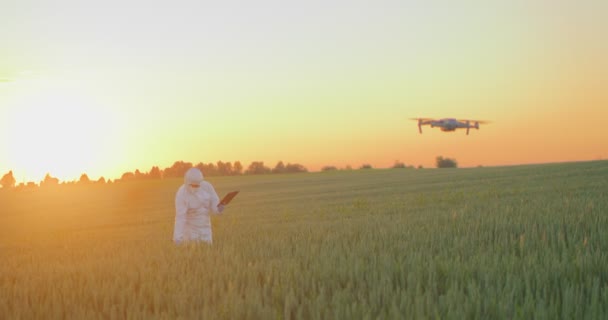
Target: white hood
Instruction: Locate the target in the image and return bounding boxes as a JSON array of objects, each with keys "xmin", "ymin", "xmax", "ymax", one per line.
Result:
[
  {"xmin": 185, "ymin": 168, "xmax": 204, "ymax": 184},
  {"xmin": 184, "ymin": 168, "xmax": 204, "ymax": 193}
]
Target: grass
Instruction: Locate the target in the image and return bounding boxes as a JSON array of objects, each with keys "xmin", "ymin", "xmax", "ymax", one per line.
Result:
[{"xmin": 1, "ymin": 160, "xmax": 607, "ymax": 319}]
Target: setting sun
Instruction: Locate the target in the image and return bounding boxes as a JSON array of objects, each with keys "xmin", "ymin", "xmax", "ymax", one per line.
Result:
[{"xmin": 1, "ymin": 76, "xmax": 125, "ymax": 182}]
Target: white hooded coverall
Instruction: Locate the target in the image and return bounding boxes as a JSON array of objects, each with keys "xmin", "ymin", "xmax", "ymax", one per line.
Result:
[{"xmin": 173, "ymin": 168, "xmax": 222, "ymax": 244}]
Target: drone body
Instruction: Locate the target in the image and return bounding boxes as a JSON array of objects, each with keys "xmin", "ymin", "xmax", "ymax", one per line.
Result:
[{"xmin": 411, "ymin": 118, "xmax": 489, "ymax": 135}]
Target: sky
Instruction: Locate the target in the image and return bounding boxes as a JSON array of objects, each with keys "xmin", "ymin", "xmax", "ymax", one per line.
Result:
[{"xmin": 1, "ymin": 0, "xmax": 607, "ymax": 183}]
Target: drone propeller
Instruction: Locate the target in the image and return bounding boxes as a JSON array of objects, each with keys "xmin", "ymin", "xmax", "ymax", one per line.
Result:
[
  {"xmin": 461, "ymin": 119, "xmax": 490, "ymax": 135},
  {"xmin": 410, "ymin": 118, "xmax": 430, "ymax": 134},
  {"xmin": 460, "ymin": 119, "xmax": 490, "ymax": 124}
]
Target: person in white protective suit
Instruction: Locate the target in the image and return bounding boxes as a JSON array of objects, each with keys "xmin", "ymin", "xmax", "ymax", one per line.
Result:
[{"xmin": 173, "ymin": 168, "xmax": 225, "ymax": 244}]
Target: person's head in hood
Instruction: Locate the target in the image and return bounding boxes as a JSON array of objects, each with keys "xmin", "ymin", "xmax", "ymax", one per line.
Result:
[{"xmin": 184, "ymin": 168, "xmax": 204, "ymax": 193}]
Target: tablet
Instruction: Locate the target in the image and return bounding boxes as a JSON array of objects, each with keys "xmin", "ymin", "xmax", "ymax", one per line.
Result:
[{"xmin": 220, "ymin": 191, "xmax": 239, "ymax": 205}]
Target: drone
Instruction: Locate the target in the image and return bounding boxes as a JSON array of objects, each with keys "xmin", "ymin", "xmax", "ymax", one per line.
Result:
[{"xmin": 410, "ymin": 118, "xmax": 490, "ymax": 135}]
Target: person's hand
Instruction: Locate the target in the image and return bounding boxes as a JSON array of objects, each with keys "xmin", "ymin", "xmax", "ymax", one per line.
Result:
[{"xmin": 217, "ymin": 204, "xmax": 225, "ymax": 213}]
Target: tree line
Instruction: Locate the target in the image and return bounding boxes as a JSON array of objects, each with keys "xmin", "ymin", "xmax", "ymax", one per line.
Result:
[
  {"xmin": 0, "ymin": 160, "xmax": 308, "ymax": 189},
  {"xmin": 0, "ymin": 156, "xmax": 458, "ymax": 190}
]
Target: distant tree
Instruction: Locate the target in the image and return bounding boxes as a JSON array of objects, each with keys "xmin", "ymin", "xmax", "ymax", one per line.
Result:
[
  {"xmin": 436, "ymin": 156, "xmax": 458, "ymax": 168},
  {"xmin": 272, "ymin": 161, "xmax": 286, "ymax": 174},
  {"xmin": 217, "ymin": 161, "xmax": 233, "ymax": 176},
  {"xmin": 120, "ymin": 172, "xmax": 135, "ymax": 182},
  {"xmin": 163, "ymin": 161, "xmax": 193, "ymax": 178},
  {"xmin": 19, "ymin": 181, "xmax": 38, "ymax": 190},
  {"xmin": 233, "ymin": 161, "xmax": 243, "ymax": 175},
  {"xmin": 194, "ymin": 162, "xmax": 204, "ymax": 175},
  {"xmin": 285, "ymin": 163, "xmax": 307, "ymax": 173},
  {"xmin": 196, "ymin": 162, "xmax": 218, "ymax": 176},
  {"xmin": 78, "ymin": 174, "xmax": 91, "ymax": 184},
  {"xmin": 270, "ymin": 161, "xmax": 307, "ymax": 174},
  {"xmin": 0, "ymin": 170, "xmax": 16, "ymax": 189},
  {"xmin": 216, "ymin": 161, "xmax": 225, "ymax": 175},
  {"xmin": 245, "ymin": 161, "xmax": 271, "ymax": 175},
  {"xmin": 40, "ymin": 173, "xmax": 59, "ymax": 187},
  {"xmin": 360, "ymin": 164, "xmax": 373, "ymax": 169},
  {"xmin": 96, "ymin": 177, "xmax": 106, "ymax": 184},
  {"xmin": 149, "ymin": 166, "xmax": 162, "ymax": 179},
  {"xmin": 392, "ymin": 161, "xmax": 406, "ymax": 169},
  {"xmin": 418, "ymin": 165, "xmax": 424, "ymax": 169},
  {"xmin": 134, "ymin": 169, "xmax": 145, "ymax": 180},
  {"xmin": 344, "ymin": 165, "xmax": 353, "ymax": 171},
  {"xmin": 322, "ymin": 166, "xmax": 338, "ymax": 172},
  {"xmin": 224, "ymin": 162, "xmax": 234, "ymax": 175}
]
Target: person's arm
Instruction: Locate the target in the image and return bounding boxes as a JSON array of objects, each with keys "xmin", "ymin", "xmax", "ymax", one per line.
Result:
[
  {"xmin": 173, "ymin": 188, "xmax": 188, "ymax": 244},
  {"xmin": 205, "ymin": 182, "xmax": 224, "ymax": 214}
]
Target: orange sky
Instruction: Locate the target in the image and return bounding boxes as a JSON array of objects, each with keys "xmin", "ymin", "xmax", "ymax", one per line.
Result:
[{"xmin": 1, "ymin": 1, "xmax": 607, "ymax": 183}]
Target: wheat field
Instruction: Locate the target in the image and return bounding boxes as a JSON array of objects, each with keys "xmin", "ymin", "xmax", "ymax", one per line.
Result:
[{"xmin": 1, "ymin": 161, "xmax": 607, "ymax": 319}]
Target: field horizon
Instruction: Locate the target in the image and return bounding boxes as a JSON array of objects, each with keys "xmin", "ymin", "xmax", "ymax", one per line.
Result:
[{"xmin": 2, "ymin": 158, "xmax": 604, "ymax": 188}]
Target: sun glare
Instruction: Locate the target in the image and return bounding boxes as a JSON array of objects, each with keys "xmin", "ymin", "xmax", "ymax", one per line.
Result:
[{"xmin": 2, "ymin": 77, "xmax": 124, "ymax": 183}]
